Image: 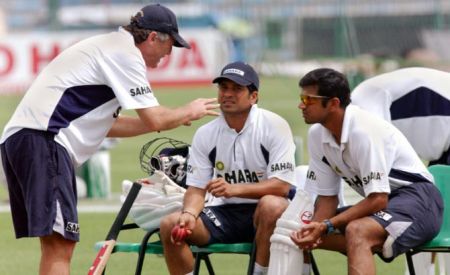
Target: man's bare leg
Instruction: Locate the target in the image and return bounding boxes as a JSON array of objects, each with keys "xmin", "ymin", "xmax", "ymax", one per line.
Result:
[
  {"xmin": 254, "ymin": 195, "xmax": 289, "ymax": 265},
  {"xmin": 39, "ymin": 232, "xmax": 76, "ymax": 275},
  {"xmin": 160, "ymin": 212, "xmax": 210, "ymax": 275},
  {"xmin": 345, "ymin": 217, "xmax": 387, "ymax": 275}
]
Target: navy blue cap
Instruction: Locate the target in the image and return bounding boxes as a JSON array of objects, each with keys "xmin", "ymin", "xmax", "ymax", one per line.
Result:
[
  {"xmin": 212, "ymin": 61, "xmax": 259, "ymax": 91},
  {"xmin": 134, "ymin": 4, "xmax": 190, "ymax": 49}
]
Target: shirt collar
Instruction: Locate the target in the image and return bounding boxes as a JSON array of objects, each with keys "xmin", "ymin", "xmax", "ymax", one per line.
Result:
[
  {"xmin": 321, "ymin": 104, "xmax": 356, "ymax": 147},
  {"xmin": 220, "ymin": 104, "xmax": 259, "ymax": 133}
]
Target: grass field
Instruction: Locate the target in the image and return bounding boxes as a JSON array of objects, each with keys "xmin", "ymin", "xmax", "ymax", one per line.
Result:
[
  {"xmin": 0, "ymin": 77, "xmax": 406, "ymax": 274},
  {"xmin": 0, "ymin": 211, "xmax": 406, "ymax": 274}
]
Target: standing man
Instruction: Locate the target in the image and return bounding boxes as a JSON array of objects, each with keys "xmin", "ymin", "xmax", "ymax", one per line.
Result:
[
  {"xmin": 290, "ymin": 68, "xmax": 443, "ymax": 275},
  {"xmin": 0, "ymin": 4, "xmax": 218, "ymax": 275},
  {"xmin": 160, "ymin": 61, "xmax": 297, "ymax": 275},
  {"xmin": 351, "ymin": 67, "xmax": 450, "ymax": 166}
]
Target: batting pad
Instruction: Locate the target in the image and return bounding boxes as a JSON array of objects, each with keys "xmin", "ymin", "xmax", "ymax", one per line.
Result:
[
  {"xmin": 122, "ymin": 171, "xmax": 185, "ymax": 231},
  {"xmin": 280, "ymin": 189, "xmax": 314, "ymax": 221},
  {"xmin": 267, "ymin": 189, "xmax": 314, "ymax": 275},
  {"xmin": 403, "ymin": 252, "xmax": 432, "ymax": 275},
  {"xmin": 268, "ymin": 241, "xmax": 304, "ymax": 275}
]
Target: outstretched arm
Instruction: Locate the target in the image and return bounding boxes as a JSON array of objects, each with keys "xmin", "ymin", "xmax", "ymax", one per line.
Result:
[{"xmin": 107, "ymin": 98, "xmax": 219, "ymax": 137}]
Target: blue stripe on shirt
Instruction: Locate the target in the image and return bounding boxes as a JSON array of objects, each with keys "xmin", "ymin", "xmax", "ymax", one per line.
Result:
[
  {"xmin": 389, "ymin": 168, "xmax": 432, "ymax": 184},
  {"xmin": 48, "ymin": 85, "xmax": 116, "ymax": 133},
  {"xmin": 390, "ymin": 86, "xmax": 450, "ymax": 120}
]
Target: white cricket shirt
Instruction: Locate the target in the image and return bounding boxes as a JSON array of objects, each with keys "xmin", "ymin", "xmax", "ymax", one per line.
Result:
[
  {"xmin": 351, "ymin": 67, "xmax": 450, "ymax": 162},
  {"xmin": 187, "ymin": 104, "xmax": 296, "ymax": 206},
  {"xmin": 304, "ymin": 105, "xmax": 433, "ymax": 198},
  {"xmin": 1, "ymin": 28, "xmax": 159, "ymax": 166}
]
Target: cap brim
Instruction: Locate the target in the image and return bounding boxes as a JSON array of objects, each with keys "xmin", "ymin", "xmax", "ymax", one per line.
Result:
[
  {"xmin": 212, "ymin": 75, "xmax": 252, "ymax": 86},
  {"xmin": 172, "ymin": 32, "xmax": 191, "ymax": 49}
]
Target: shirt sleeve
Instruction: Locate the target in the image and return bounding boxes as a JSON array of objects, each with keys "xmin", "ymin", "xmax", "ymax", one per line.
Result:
[
  {"xmin": 350, "ymin": 130, "xmax": 391, "ymax": 196},
  {"xmin": 99, "ymin": 50, "xmax": 159, "ymax": 110},
  {"xmin": 265, "ymin": 117, "xmax": 296, "ymax": 186},
  {"xmin": 304, "ymin": 126, "xmax": 341, "ymax": 196},
  {"xmin": 186, "ymin": 127, "xmax": 214, "ymax": 189}
]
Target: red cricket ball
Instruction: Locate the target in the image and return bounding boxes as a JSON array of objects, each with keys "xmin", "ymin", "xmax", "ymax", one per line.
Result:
[{"xmin": 171, "ymin": 224, "xmax": 190, "ymax": 243}]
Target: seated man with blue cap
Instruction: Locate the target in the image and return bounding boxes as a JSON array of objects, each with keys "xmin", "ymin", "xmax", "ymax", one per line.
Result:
[{"xmin": 160, "ymin": 61, "xmax": 297, "ymax": 275}]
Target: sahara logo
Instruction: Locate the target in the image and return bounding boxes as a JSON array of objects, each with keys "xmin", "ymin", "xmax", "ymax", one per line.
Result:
[{"xmin": 343, "ymin": 171, "xmax": 383, "ymax": 188}]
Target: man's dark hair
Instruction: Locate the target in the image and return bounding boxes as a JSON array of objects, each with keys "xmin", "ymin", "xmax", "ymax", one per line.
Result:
[
  {"xmin": 299, "ymin": 68, "xmax": 351, "ymax": 108},
  {"xmin": 248, "ymin": 85, "xmax": 258, "ymax": 93},
  {"xmin": 122, "ymin": 15, "xmax": 152, "ymax": 44}
]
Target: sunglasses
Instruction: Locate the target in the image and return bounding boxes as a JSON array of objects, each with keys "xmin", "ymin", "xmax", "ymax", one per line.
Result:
[{"xmin": 300, "ymin": 94, "xmax": 331, "ymax": 105}]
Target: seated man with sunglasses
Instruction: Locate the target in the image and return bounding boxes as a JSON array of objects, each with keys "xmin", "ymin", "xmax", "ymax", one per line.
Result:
[{"xmin": 290, "ymin": 68, "xmax": 444, "ymax": 275}]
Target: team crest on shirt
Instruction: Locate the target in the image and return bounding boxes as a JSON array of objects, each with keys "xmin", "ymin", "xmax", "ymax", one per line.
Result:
[{"xmin": 215, "ymin": 161, "xmax": 225, "ymax": 171}]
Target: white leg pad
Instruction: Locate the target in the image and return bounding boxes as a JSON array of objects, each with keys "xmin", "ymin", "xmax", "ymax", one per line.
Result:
[
  {"xmin": 267, "ymin": 189, "xmax": 314, "ymax": 275},
  {"xmin": 268, "ymin": 242, "xmax": 304, "ymax": 275},
  {"xmin": 404, "ymin": 253, "xmax": 433, "ymax": 275},
  {"xmin": 441, "ymin": 253, "xmax": 450, "ymax": 275}
]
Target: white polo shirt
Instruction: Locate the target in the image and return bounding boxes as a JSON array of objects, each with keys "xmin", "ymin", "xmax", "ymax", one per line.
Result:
[
  {"xmin": 351, "ymin": 67, "xmax": 450, "ymax": 162},
  {"xmin": 187, "ymin": 104, "xmax": 296, "ymax": 206},
  {"xmin": 304, "ymin": 105, "xmax": 433, "ymax": 198},
  {"xmin": 1, "ymin": 28, "xmax": 159, "ymax": 166}
]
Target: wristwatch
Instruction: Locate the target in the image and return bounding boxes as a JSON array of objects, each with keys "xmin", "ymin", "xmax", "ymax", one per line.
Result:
[{"xmin": 323, "ymin": 219, "xmax": 335, "ymax": 235}]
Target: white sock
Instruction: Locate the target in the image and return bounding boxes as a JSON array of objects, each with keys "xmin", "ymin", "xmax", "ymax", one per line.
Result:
[
  {"xmin": 302, "ymin": 263, "xmax": 311, "ymax": 275},
  {"xmin": 438, "ymin": 253, "xmax": 446, "ymax": 275},
  {"xmin": 427, "ymin": 263, "xmax": 435, "ymax": 275},
  {"xmin": 253, "ymin": 262, "xmax": 268, "ymax": 275},
  {"xmin": 185, "ymin": 272, "xmax": 193, "ymax": 275}
]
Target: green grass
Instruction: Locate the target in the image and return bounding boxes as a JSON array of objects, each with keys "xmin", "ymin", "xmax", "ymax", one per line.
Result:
[
  {"xmin": 0, "ymin": 213, "xmax": 405, "ymax": 275},
  {"xmin": 0, "ymin": 77, "xmax": 406, "ymax": 274},
  {"xmin": 0, "ymin": 211, "xmax": 406, "ymax": 274}
]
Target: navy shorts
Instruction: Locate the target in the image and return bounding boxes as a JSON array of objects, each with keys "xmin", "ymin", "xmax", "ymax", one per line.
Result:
[
  {"xmin": 199, "ymin": 203, "xmax": 257, "ymax": 244},
  {"xmin": 1, "ymin": 129, "xmax": 79, "ymax": 241},
  {"xmin": 338, "ymin": 181, "xmax": 443, "ymax": 261},
  {"xmin": 372, "ymin": 182, "xmax": 443, "ymax": 261}
]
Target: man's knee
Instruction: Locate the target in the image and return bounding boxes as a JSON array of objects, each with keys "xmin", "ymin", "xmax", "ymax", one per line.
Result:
[
  {"xmin": 255, "ymin": 195, "xmax": 288, "ymax": 225},
  {"xmin": 345, "ymin": 219, "xmax": 385, "ymax": 249},
  {"xmin": 40, "ymin": 233, "xmax": 76, "ymax": 259},
  {"xmin": 345, "ymin": 220, "xmax": 366, "ymax": 240},
  {"xmin": 160, "ymin": 212, "xmax": 180, "ymax": 241}
]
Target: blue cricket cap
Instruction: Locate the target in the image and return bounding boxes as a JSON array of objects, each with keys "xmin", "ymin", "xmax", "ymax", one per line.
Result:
[
  {"xmin": 213, "ymin": 61, "xmax": 259, "ymax": 91},
  {"xmin": 135, "ymin": 4, "xmax": 190, "ymax": 49}
]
